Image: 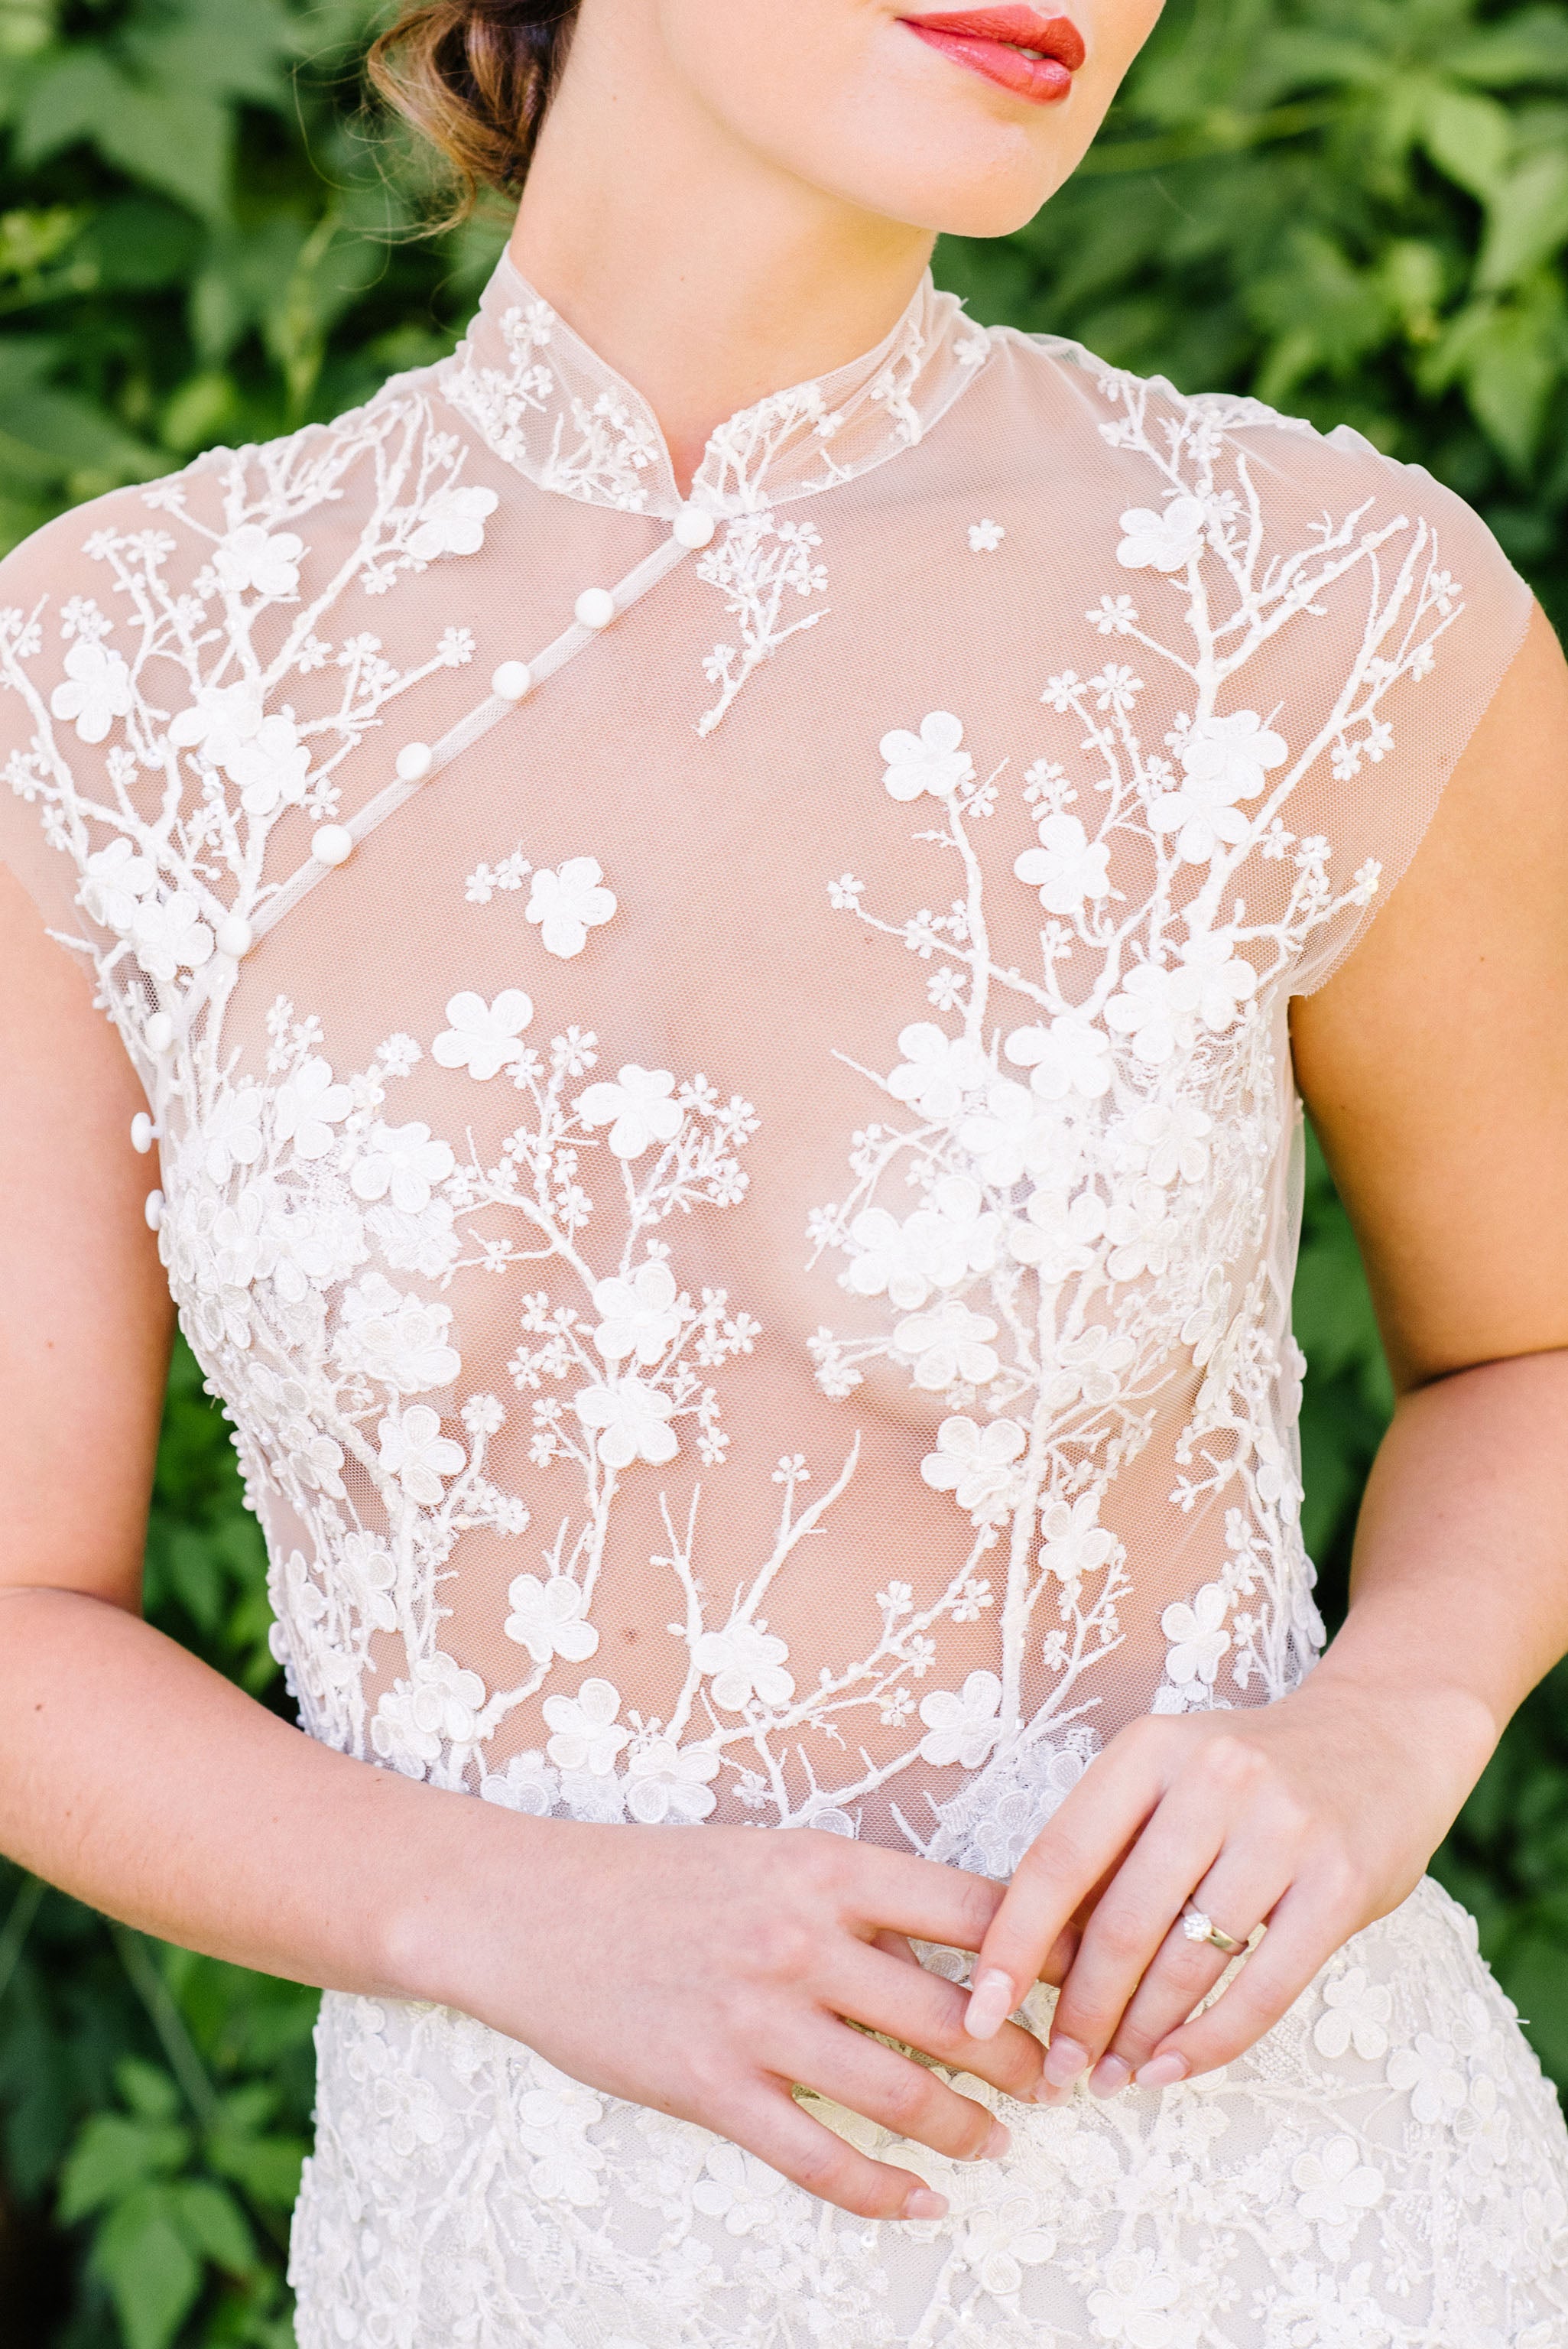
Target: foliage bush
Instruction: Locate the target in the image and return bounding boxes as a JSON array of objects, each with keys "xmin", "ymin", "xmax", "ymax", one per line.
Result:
[{"xmin": 0, "ymin": 1, "xmax": 1564, "ymax": 2341}]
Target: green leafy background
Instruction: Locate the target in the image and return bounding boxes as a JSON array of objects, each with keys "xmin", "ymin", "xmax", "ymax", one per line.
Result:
[{"xmin": 1, "ymin": 1, "xmax": 1566, "ymax": 2339}]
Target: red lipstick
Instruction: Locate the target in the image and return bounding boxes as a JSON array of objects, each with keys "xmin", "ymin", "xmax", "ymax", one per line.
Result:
[{"xmin": 898, "ymin": 6, "xmax": 1086, "ymax": 104}]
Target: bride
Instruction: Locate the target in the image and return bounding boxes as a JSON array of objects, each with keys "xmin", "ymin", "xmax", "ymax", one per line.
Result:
[{"xmin": 2, "ymin": 2, "xmax": 1566, "ymax": 2340}]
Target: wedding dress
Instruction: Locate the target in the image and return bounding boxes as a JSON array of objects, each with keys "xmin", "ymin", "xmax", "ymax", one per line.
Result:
[{"xmin": 4, "ymin": 251, "xmax": 1566, "ymax": 2346}]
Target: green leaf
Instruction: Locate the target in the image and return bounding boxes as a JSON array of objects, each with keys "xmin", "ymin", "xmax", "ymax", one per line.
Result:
[
  {"xmin": 1477, "ymin": 148, "xmax": 1568, "ymax": 290},
  {"xmin": 164, "ymin": 1525, "xmax": 232, "ymax": 1635},
  {"xmin": 214, "ymin": 2083, "xmax": 278, "ymax": 2135},
  {"xmin": 0, "ymin": 2, "xmax": 54, "ymax": 64},
  {"xmin": 17, "ymin": 50, "xmax": 235, "ymax": 220},
  {"xmin": 122, "ymin": 0, "xmax": 300, "ymax": 107},
  {"xmin": 58, "ymin": 2112, "xmax": 191, "ymax": 2221},
  {"xmin": 1248, "ymin": 226, "xmax": 1394, "ymax": 398},
  {"xmin": 0, "ymin": 346, "xmax": 159, "ymax": 484},
  {"xmin": 0, "ymin": 203, "xmax": 83, "ymax": 279},
  {"xmin": 1498, "ymin": 1931, "xmax": 1568, "ymax": 2082},
  {"xmin": 190, "ymin": 216, "xmax": 310, "ymax": 366},
  {"xmin": 93, "ymin": 2185, "xmax": 203, "ymax": 2349},
  {"xmin": 11, "ymin": 48, "xmax": 123, "ymax": 164},
  {"xmin": 1378, "ymin": 239, "xmax": 1446, "ymax": 338},
  {"xmin": 115, "ymin": 2059, "xmax": 183, "ymax": 2126},
  {"xmin": 1427, "ymin": 288, "xmax": 1566, "ymax": 469},
  {"xmin": 207, "ymin": 2123, "xmax": 307, "ymax": 2208},
  {"xmin": 74, "ymin": 196, "xmax": 203, "ymax": 294},
  {"xmin": 171, "ymin": 2176, "xmax": 255, "ymax": 2273},
  {"xmin": 1420, "ymin": 85, "xmax": 1515, "ymax": 200},
  {"xmin": 160, "ymin": 369, "xmax": 242, "ymax": 456},
  {"xmin": 1450, "ymin": 8, "xmax": 1568, "ymax": 88}
]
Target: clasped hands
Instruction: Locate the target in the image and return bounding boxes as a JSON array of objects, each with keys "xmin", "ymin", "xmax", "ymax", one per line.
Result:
[{"xmin": 476, "ymin": 1668, "xmax": 1494, "ymax": 2225}]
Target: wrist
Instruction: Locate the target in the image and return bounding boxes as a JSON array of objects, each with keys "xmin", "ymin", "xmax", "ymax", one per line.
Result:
[
  {"xmin": 1297, "ymin": 1653, "xmax": 1501, "ymax": 1805},
  {"xmin": 370, "ymin": 1783, "xmax": 559, "ymax": 2014}
]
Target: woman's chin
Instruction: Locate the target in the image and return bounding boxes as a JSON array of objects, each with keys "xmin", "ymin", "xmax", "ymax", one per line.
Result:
[{"xmin": 752, "ymin": 100, "xmax": 1097, "ymax": 244}]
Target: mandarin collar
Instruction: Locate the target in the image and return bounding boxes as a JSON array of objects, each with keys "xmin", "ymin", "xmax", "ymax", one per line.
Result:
[{"xmin": 440, "ymin": 250, "xmax": 993, "ymax": 519}]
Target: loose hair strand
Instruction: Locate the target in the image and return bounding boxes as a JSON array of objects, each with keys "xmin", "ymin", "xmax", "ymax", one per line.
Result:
[{"xmin": 368, "ymin": 2, "xmax": 579, "ymax": 214}]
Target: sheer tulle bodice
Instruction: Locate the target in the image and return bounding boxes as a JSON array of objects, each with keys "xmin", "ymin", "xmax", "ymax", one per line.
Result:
[
  {"xmin": 0, "ymin": 253, "xmax": 1532, "ymax": 1869},
  {"xmin": 8, "ymin": 255, "xmax": 1568, "ymax": 2349}
]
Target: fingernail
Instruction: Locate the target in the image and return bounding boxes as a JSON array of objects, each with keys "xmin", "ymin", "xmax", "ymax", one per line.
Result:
[
  {"xmin": 1043, "ymin": 2033, "xmax": 1087, "ymax": 2089},
  {"xmin": 978, "ymin": 2118, "xmax": 1011, "ymax": 2162},
  {"xmin": 963, "ymin": 1968, "xmax": 1016, "ymax": 2042},
  {"xmin": 903, "ymin": 2187, "xmax": 949, "ymax": 2221},
  {"xmin": 1135, "ymin": 2052, "xmax": 1190, "ymax": 2090},
  {"xmin": 1088, "ymin": 2053, "xmax": 1131, "ymax": 2099}
]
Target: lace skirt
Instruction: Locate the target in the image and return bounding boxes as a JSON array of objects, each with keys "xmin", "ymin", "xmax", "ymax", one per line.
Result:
[{"xmin": 288, "ymin": 1876, "xmax": 1568, "ymax": 2348}]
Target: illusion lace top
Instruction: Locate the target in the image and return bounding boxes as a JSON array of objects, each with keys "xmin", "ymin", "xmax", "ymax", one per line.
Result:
[
  {"xmin": 0, "ymin": 255, "xmax": 1532, "ymax": 1873},
  {"xmin": 10, "ymin": 255, "xmax": 1568, "ymax": 2349}
]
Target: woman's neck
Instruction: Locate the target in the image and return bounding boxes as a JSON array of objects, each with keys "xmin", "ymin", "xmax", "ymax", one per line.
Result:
[{"xmin": 508, "ymin": 8, "xmax": 935, "ymax": 492}]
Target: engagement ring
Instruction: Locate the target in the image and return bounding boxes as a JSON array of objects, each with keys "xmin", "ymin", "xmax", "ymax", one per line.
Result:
[{"xmin": 1180, "ymin": 1899, "xmax": 1248, "ymax": 1955}]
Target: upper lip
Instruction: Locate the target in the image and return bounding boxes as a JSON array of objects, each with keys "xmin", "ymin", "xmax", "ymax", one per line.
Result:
[{"xmin": 896, "ymin": 7, "xmax": 1086, "ymax": 70}]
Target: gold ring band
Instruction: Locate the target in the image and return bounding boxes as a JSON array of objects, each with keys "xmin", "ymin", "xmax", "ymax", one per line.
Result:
[{"xmin": 1180, "ymin": 1899, "xmax": 1247, "ymax": 1956}]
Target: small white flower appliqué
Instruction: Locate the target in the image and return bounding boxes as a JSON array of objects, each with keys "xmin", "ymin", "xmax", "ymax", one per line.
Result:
[
  {"xmin": 504, "ymin": 1574, "xmax": 599, "ymax": 1665},
  {"xmin": 692, "ymin": 1619, "xmax": 795, "ymax": 1711},
  {"xmin": 542, "ymin": 1678, "xmax": 628, "ymax": 1775},
  {"xmin": 526, "ymin": 857, "xmax": 617, "ymax": 958},
  {"xmin": 917, "ymin": 1668, "xmax": 1002, "ymax": 1769},
  {"xmin": 1014, "ymin": 814, "xmax": 1112, "ymax": 913},
  {"xmin": 432, "ymin": 990, "xmax": 534, "ymax": 1080},
  {"xmin": 50, "ymin": 639, "xmax": 132, "ymax": 744},
  {"xmin": 967, "ymin": 518, "xmax": 1005, "ymax": 553},
  {"xmin": 214, "ymin": 525, "xmax": 304, "ymax": 599},
  {"xmin": 573, "ymin": 1376, "xmax": 679, "ymax": 1467},
  {"xmin": 576, "ymin": 1065, "xmax": 683, "ymax": 1158},
  {"xmin": 879, "ymin": 710, "xmax": 974, "ymax": 801},
  {"xmin": 407, "ymin": 483, "xmax": 500, "ymax": 562},
  {"xmin": 1115, "ymin": 494, "xmax": 1207, "ymax": 571}
]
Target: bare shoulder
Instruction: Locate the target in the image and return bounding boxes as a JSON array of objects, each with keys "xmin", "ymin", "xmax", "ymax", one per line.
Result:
[{"xmin": 1291, "ymin": 602, "xmax": 1568, "ymax": 1389}]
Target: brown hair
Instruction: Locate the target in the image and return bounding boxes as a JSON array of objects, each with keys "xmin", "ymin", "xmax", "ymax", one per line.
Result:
[{"xmin": 368, "ymin": 2, "xmax": 581, "ymax": 212}]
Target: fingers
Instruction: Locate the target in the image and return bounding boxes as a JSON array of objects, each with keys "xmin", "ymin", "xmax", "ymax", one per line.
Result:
[
  {"xmin": 963, "ymin": 1733, "xmax": 1165, "ymax": 2039},
  {"xmin": 728, "ymin": 2084, "xmax": 952, "ymax": 2223},
  {"xmin": 855, "ymin": 1847, "xmax": 1005, "ymax": 1954},
  {"xmin": 870, "ymin": 1928, "xmax": 923, "ymax": 1967},
  {"xmin": 833, "ymin": 1944, "xmax": 1047, "ymax": 2104},
  {"xmin": 793, "ymin": 2016, "xmax": 1012, "ymax": 2167},
  {"xmin": 1131, "ymin": 1877, "xmax": 1359, "ymax": 2088},
  {"xmin": 1036, "ymin": 1751, "xmax": 1294, "ymax": 2098},
  {"xmin": 1030, "ymin": 1915, "xmax": 1084, "ymax": 1990},
  {"xmin": 1093, "ymin": 1847, "xmax": 1283, "ymax": 2088}
]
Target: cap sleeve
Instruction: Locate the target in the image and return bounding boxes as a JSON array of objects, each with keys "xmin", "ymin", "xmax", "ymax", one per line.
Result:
[
  {"xmin": 0, "ymin": 469, "xmax": 222, "ymax": 1061},
  {"xmin": 1184, "ymin": 404, "xmax": 1532, "ymax": 999}
]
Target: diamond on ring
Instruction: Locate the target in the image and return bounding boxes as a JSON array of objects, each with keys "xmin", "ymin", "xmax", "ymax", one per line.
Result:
[{"xmin": 1180, "ymin": 1900, "xmax": 1247, "ymax": 1955}]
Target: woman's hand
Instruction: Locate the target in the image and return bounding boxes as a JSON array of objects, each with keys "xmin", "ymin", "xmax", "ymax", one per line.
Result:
[
  {"xmin": 404, "ymin": 1809, "xmax": 1076, "ymax": 2222},
  {"xmin": 959, "ymin": 1671, "xmax": 1498, "ymax": 2099}
]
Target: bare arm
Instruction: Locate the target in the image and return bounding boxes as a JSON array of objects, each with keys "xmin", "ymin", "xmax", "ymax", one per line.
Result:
[
  {"xmin": 0, "ymin": 863, "xmax": 1056, "ymax": 2221},
  {"xmin": 961, "ymin": 603, "xmax": 1568, "ymax": 2087},
  {"xmin": 0, "ymin": 855, "xmax": 472, "ymax": 1991}
]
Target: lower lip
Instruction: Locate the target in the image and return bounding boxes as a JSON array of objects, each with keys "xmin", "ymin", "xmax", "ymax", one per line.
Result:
[{"xmin": 904, "ymin": 24, "xmax": 1076, "ymax": 103}]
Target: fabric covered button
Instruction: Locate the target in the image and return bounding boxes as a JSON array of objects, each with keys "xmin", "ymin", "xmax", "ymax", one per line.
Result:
[
  {"xmin": 672, "ymin": 505, "xmax": 717, "ymax": 549},
  {"xmin": 216, "ymin": 915, "xmax": 255, "ymax": 959},
  {"xmin": 131, "ymin": 1112, "xmax": 157, "ymax": 1155},
  {"xmin": 144, "ymin": 1188, "xmax": 164, "ymax": 1231},
  {"xmin": 574, "ymin": 587, "xmax": 616, "ymax": 630},
  {"xmin": 144, "ymin": 1012, "xmax": 174, "ymax": 1055},
  {"xmin": 311, "ymin": 824, "xmax": 354, "ymax": 867},
  {"xmin": 492, "ymin": 660, "xmax": 532, "ymax": 701},
  {"xmin": 396, "ymin": 740, "xmax": 434, "ymax": 782}
]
